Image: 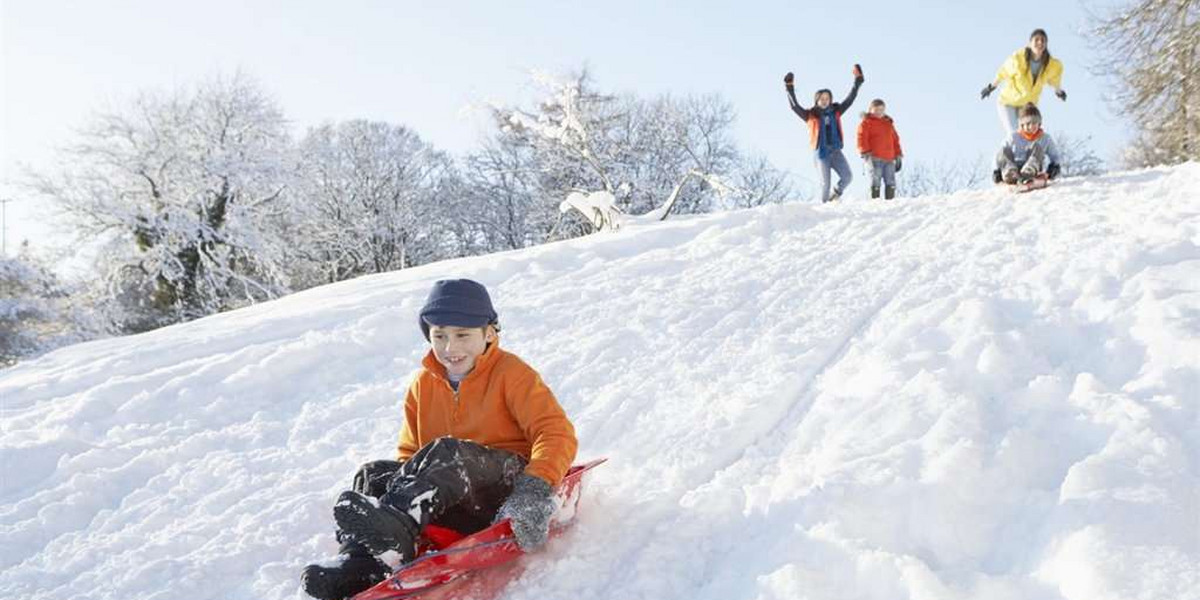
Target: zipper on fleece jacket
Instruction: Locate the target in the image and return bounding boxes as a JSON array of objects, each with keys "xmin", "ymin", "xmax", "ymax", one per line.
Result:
[{"xmin": 450, "ymin": 381, "xmax": 461, "ymax": 423}]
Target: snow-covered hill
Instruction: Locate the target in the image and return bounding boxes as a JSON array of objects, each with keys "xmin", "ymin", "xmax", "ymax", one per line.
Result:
[{"xmin": 3, "ymin": 165, "xmax": 1198, "ymax": 600}]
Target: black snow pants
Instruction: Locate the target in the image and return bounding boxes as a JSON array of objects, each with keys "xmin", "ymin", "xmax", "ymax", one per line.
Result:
[{"xmin": 348, "ymin": 437, "xmax": 527, "ymax": 537}]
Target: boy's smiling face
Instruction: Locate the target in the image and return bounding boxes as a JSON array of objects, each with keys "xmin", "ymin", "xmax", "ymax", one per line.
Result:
[{"xmin": 429, "ymin": 324, "xmax": 495, "ymax": 378}]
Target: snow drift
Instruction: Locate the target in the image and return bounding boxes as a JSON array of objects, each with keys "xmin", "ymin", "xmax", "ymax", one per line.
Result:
[{"xmin": 2, "ymin": 164, "xmax": 1198, "ymax": 600}]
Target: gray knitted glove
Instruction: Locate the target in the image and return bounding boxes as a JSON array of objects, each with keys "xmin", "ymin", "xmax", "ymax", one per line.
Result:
[{"xmin": 495, "ymin": 473, "xmax": 556, "ymax": 551}]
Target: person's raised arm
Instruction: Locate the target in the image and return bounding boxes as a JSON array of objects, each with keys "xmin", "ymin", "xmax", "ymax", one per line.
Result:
[
  {"xmin": 839, "ymin": 64, "xmax": 864, "ymax": 111},
  {"xmin": 785, "ymin": 72, "xmax": 810, "ymax": 121}
]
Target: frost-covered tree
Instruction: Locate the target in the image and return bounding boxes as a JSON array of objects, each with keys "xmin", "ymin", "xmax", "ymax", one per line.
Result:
[
  {"xmin": 469, "ymin": 69, "xmax": 788, "ymax": 244},
  {"xmin": 902, "ymin": 156, "xmax": 990, "ymax": 197},
  {"xmin": 1089, "ymin": 0, "xmax": 1200, "ymax": 166},
  {"xmin": 28, "ymin": 74, "xmax": 293, "ymax": 332},
  {"xmin": 453, "ymin": 137, "xmax": 542, "ymax": 253},
  {"xmin": 0, "ymin": 245, "xmax": 97, "ymax": 367},
  {"xmin": 484, "ymin": 70, "xmax": 628, "ymax": 240},
  {"xmin": 710, "ymin": 155, "xmax": 794, "ymax": 210},
  {"xmin": 290, "ymin": 120, "xmax": 456, "ymax": 288},
  {"xmin": 616, "ymin": 93, "xmax": 742, "ymax": 216},
  {"xmin": 1053, "ymin": 132, "xmax": 1107, "ymax": 177}
]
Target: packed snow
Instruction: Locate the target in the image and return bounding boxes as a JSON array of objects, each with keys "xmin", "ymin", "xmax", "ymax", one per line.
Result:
[{"xmin": 2, "ymin": 164, "xmax": 1198, "ymax": 600}]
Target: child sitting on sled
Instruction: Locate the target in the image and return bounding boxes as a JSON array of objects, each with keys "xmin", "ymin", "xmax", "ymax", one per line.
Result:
[
  {"xmin": 993, "ymin": 103, "xmax": 1062, "ymax": 185},
  {"xmin": 301, "ymin": 279, "xmax": 578, "ymax": 600}
]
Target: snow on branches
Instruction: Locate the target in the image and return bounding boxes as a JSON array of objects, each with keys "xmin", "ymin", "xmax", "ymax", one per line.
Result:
[
  {"xmin": 291, "ymin": 120, "xmax": 455, "ymax": 287},
  {"xmin": 0, "ymin": 247, "xmax": 97, "ymax": 366},
  {"xmin": 16, "ymin": 66, "xmax": 795, "ymax": 347},
  {"xmin": 476, "ymin": 68, "xmax": 792, "ymax": 240},
  {"xmin": 1089, "ymin": 0, "xmax": 1200, "ymax": 166},
  {"xmin": 560, "ymin": 191, "xmax": 623, "ymax": 232},
  {"xmin": 27, "ymin": 73, "xmax": 292, "ymax": 331}
]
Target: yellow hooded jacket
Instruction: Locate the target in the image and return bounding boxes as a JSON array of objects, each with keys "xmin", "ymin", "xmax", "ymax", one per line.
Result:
[
  {"xmin": 396, "ymin": 339, "xmax": 578, "ymax": 487},
  {"xmin": 996, "ymin": 49, "xmax": 1063, "ymax": 107}
]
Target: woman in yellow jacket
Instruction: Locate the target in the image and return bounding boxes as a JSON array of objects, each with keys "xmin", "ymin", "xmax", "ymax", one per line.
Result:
[{"xmin": 981, "ymin": 29, "xmax": 1067, "ymax": 136}]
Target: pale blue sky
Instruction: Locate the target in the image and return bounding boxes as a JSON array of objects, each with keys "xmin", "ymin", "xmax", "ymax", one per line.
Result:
[{"xmin": 1, "ymin": 0, "xmax": 1126, "ymax": 254}]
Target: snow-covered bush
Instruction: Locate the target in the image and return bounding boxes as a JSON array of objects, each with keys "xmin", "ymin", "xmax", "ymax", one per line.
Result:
[
  {"xmin": 27, "ymin": 73, "xmax": 294, "ymax": 332},
  {"xmin": 0, "ymin": 247, "xmax": 98, "ymax": 366}
]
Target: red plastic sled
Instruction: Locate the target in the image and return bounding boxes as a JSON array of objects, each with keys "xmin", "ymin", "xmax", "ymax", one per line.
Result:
[
  {"xmin": 1013, "ymin": 173, "xmax": 1050, "ymax": 193},
  {"xmin": 351, "ymin": 458, "xmax": 607, "ymax": 600}
]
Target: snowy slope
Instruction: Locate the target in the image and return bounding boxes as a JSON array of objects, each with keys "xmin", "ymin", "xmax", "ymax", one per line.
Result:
[{"xmin": 2, "ymin": 165, "xmax": 1198, "ymax": 600}]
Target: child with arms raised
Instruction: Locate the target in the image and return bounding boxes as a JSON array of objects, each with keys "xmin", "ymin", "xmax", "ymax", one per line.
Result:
[{"xmin": 784, "ymin": 64, "xmax": 865, "ymax": 203}]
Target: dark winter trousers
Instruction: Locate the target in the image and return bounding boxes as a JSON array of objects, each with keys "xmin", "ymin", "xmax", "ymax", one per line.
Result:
[{"xmin": 338, "ymin": 437, "xmax": 527, "ymax": 554}]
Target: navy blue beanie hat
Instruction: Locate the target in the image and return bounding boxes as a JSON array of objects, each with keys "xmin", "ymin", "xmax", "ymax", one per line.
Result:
[{"xmin": 419, "ymin": 279, "xmax": 499, "ymax": 340}]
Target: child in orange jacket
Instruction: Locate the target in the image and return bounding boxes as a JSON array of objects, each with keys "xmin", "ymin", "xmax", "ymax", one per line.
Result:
[
  {"xmin": 301, "ymin": 279, "xmax": 578, "ymax": 600},
  {"xmin": 856, "ymin": 99, "xmax": 903, "ymax": 200}
]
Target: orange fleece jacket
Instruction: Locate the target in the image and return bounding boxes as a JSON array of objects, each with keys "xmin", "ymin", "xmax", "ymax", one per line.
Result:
[
  {"xmin": 856, "ymin": 114, "xmax": 903, "ymax": 161},
  {"xmin": 396, "ymin": 340, "xmax": 578, "ymax": 486}
]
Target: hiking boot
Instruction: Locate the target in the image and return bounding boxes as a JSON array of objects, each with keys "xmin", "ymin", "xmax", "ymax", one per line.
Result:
[
  {"xmin": 333, "ymin": 492, "xmax": 421, "ymax": 559},
  {"xmin": 827, "ymin": 189, "xmax": 842, "ymax": 203},
  {"xmin": 301, "ymin": 552, "xmax": 390, "ymax": 600}
]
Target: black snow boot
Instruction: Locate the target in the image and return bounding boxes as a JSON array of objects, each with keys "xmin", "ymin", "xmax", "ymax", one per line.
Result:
[
  {"xmin": 992, "ymin": 168, "xmax": 1003, "ymax": 184},
  {"xmin": 333, "ymin": 491, "xmax": 421, "ymax": 559},
  {"xmin": 301, "ymin": 543, "xmax": 390, "ymax": 600},
  {"xmin": 870, "ymin": 185, "xmax": 880, "ymax": 199},
  {"xmin": 885, "ymin": 185, "xmax": 896, "ymax": 200}
]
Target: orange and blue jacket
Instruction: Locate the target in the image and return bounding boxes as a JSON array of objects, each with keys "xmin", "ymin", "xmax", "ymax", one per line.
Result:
[
  {"xmin": 396, "ymin": 339, "xmax": 578, "ymax": 487},
  {"xmin": 786, "ymin": 81, "xmax": 861, "ymax": 157},
  {"xmin": 856, "ymin": 114, "xmax": 903, "ymax": 161}
]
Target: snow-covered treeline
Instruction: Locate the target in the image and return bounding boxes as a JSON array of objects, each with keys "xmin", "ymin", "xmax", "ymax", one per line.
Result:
[{"xmin": 10, "ymin": 70, "xmax": 789, "ymax": 362}]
